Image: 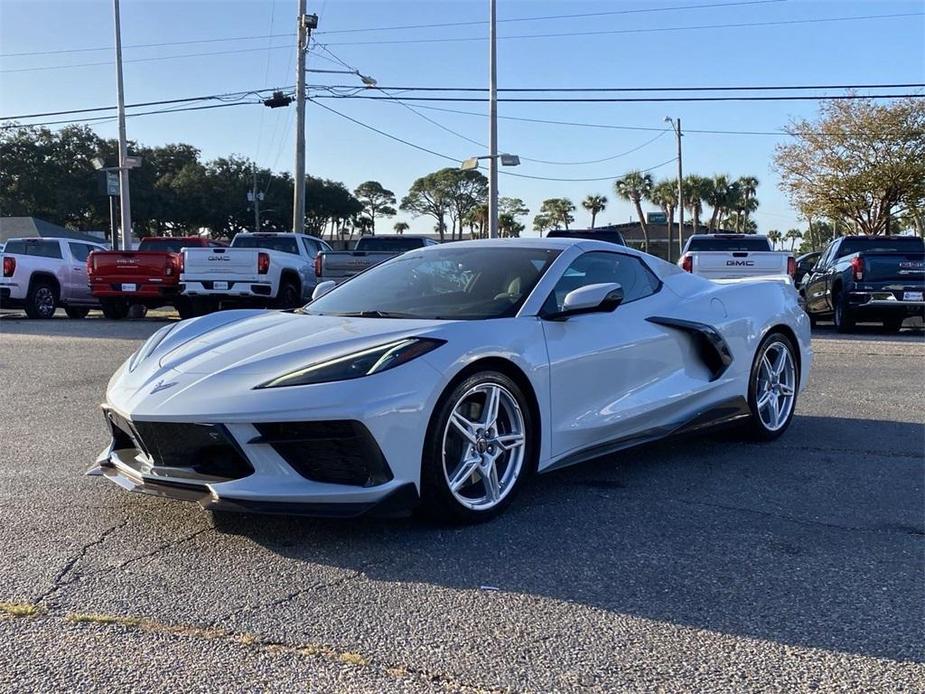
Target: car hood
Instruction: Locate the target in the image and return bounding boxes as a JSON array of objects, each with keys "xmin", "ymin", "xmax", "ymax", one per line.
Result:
[{"xmin": 122, "ymin": 309, "xmax": 448, "ymax": 387}]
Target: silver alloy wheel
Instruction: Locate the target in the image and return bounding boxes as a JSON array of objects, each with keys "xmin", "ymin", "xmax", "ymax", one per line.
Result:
[
  {"xmin": 442, "ymin": 382, "xmax": 526, "ymax": 511},
  {"xmin": 755, "ymin": 340, "xmax": 797, "ymax": 431},
  {"xmin": 34, "ymin": 287, "xmax": 55, "ymax": 318}
]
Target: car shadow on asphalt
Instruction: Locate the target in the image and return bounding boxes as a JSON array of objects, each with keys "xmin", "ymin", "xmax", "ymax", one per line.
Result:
[
  {"xmin": 207, "ymin": 414, "xmax": 925, "ymax": 664},
  {"xmin": 0, "ymin": 311, "xmax": 174, "ymax": 340}
]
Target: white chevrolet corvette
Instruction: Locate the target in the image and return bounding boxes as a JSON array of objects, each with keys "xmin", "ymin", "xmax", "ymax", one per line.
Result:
[{"xmin": 91, "ymin": 239, "xmax": 812, "ymax": 522}]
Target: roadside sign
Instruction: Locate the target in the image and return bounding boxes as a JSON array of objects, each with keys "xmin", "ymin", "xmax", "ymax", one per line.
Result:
[
  {"xmin": 106, "ymin": 171, "xmax": 120, "ymax": 196},
  {"xmin": 647, "ymin": 211, "xmax": 667, "ymax": 224}
]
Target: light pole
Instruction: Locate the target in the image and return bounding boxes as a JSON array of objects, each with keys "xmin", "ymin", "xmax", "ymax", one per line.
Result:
[
  {"xmin": 488, "ymin": 0, "xmax": 499, "ymax": 238},
  {"xmin": 292, "ymin": 2, "xmax": 318, "ymax": 235},
  {"xmin": 112, "ymin": 0, "xmax": 132, "ymax": 250},
  {"xmin": 665, "ymin": 116, "xmax": 684, "ymax": 262}
]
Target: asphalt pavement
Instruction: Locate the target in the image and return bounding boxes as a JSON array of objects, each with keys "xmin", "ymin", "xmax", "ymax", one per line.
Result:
[{"xmin": 0, "ymin": 310, "xmax": 923, "ymax": 692}]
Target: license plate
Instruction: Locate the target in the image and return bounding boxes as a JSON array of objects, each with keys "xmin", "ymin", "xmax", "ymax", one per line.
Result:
[
  {"xmin": 903, "ymin": 291, "xmax": 923, "ymax": 302},
  {"xmin": 213, "ymin": 281, "xmax": 229, "ymax": 291},
  {"xmin": 121, "ymin": 283, "xmax": 137, "ymax": 292}
]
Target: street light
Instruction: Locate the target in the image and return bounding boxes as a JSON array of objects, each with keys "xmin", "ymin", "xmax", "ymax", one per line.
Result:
[
  {"xmin": 664, "ymin": 116, "xmax": 684, "ymax": 262},
  {"xmin": 460, "ymin": 154, "xmax": 520, "ymax": 171}
]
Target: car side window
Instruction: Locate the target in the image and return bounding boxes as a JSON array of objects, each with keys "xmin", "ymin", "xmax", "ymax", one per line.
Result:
[
  {"xmin": 542, "ymin": 251, "xmax": 659, "ymax": 314},
  {"xmin": 68, "ymin": 242, "xmax": 92, "ymax": 263},
  {"xmin": 30, "ymin": 240, "xmax": 63, "ymax": 259},
  {"xmin": 301, "ymin": 238, "xmax": 319, "ymax": 257}
]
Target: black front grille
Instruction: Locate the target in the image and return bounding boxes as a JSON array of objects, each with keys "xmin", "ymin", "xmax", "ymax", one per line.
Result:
[
  {"xmin": 252, "ymin": 421, "xmax": 392, "ymax": 487},
  {"xmin": 106, "ymin": 410, "xmax": 253, "ymax": 481}
]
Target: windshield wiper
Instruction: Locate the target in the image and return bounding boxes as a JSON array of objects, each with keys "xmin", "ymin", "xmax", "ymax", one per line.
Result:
[{"xmin": 335, "ymin": 310, "xmax": 416, "ymax": 319}]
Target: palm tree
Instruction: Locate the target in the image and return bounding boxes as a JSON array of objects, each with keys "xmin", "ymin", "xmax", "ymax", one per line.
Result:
[
  {"xmin": 581, "ymin": 194, "xmax": 608, "ymax": 229},
  {"xmin": 615, "ymin": 170, "xmax": 654, "ymax": 251},
  {"xmin": 683, "ymin": 175, "xmax": 709, "ymax": 235},
  {"xmin": 705, "ymin": 175, "xmax": 741, "ymax": 232},
  {"xmin": 785, "ymin": 228, "xmax": 802, "ymax": 251},
  {"xmin": 649, "ymin": 180, "xmax": 678, "ymax": 252},
  {"xmin": 393, "ymin": 221, "xmax": 409, "ymax": 235},
  {"xmin": 737, "ymin": 176, "xmax": 760, "ymax": 230},
  {"xmin": 767, "ymin": 229, "xmax": 782, "ymax": 249}
]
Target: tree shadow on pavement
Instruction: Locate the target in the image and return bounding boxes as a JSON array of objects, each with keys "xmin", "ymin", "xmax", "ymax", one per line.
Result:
[{"xmin": 211, "ymin": 414, "xmax": 925, "ymax": 664}]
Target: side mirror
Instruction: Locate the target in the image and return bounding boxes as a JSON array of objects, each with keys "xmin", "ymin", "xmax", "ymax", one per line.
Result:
[
  {"xmin": 311, "ymin": 280, "xmax": 336, "ymax": 301},
  {"xmin": 547, "ymin": 283, "xmax": 624, "ymax": 320}
]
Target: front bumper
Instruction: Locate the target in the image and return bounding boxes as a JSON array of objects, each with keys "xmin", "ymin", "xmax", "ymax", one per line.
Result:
[{"xmin": 90, "ymin": 406, "xmax": 420, "ymax": 517}]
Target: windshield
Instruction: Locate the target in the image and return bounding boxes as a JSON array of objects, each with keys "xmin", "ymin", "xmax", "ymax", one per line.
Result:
[
  {"xmin": 306, "ymin": 246, "xmax": 561, "ymax": 320},
  {"xmin": 356, "ymin": 237, "xmax": 429, "ymax": 252},
  {"xmin": 687, "ymin": 237, "xmax": 771, "ymax": 252},
  {"xmin": 232, "ymin": 236, "xmax": 299, "ymax": 255}
]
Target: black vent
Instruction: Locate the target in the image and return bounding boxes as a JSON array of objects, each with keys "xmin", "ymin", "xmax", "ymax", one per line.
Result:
[
  {"xmin": 251, "ymin": 421, "xmax": 392, "ymax": 487},
  {"xmin": 106, "ymin": 410, "xmax": 253, "ymax": 481}
]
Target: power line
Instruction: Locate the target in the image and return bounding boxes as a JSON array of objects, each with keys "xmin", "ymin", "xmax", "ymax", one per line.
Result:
[
  {"xmin": 0, "ymin": 101, "xmax": 259, "ymax": 130},
  {"xmin": 309, "ymin": 99, "xmax": 677, "ymax": 183},
  {"xmin": 314, "ymin": 92, "xmax": 925, "ymax": 103},
  {"xmin": 311, "ymin": 82, "xmax": 925, "ymax": 93},
  {"xmin": 0, "ymin": 0, "xmax": 781, "ymax": 58},
  {"xmin": 320, "ymin": 12, "xmax": 925, "ymax": 46},
  {"xmin": 314, "ymin": 0, "xmax": 787, "ymax": 34}
]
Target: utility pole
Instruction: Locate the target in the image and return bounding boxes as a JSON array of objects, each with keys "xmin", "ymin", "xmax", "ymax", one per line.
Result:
[
  {"xmin": 250, "ymin": 164, "xmax": 262, "ymax": 230},
  {"xmin": 675, "ymin": 118, "xmax": 683, "ymax": 260},
  {"xmin": 292, "ymin": 1, "xmax": 317, "ymax": 235},
  {"xmin": 113, "ymin": 0, "xmax": 132, "ymax": 250},
  {"xmin": 487, "ymin": 0, "xmax": 499, "ymax": 239}
]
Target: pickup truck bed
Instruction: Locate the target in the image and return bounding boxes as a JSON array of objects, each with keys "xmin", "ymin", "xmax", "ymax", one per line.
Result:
[
  {"xmin": 679, "ymin": 234, "xmax": 794, "ymax": 280},
  {"xmin": 317, "ymin": 235, "xmax": 438, "ymax": 284}
]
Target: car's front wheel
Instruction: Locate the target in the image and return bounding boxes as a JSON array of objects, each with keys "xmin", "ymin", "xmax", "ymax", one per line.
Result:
[
  {"xmin": 420, "ymin": 371, "xmax": 534, "ymax": 523},
  {"xmin": 745, "ymin": 332, "xmax": 799, "ymax": 441}
]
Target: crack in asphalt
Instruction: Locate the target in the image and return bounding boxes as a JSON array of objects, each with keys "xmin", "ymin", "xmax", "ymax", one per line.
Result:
[{"xmin": 36, "ymin": 521, "xmax": 128, "ymax": 604}]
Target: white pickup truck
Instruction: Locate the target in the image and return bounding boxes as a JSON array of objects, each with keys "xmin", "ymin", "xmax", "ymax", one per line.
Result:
[
  {"xmin": 678, "ymin": 234, "xmax": 795, "ymax": 281},
  {"xmin": 0, "ymin": 237, "xmax": 108, "ymax": 318},
  {"xmin": 180, "ymin": 232, "xmax": 331, "ymax": 311}
]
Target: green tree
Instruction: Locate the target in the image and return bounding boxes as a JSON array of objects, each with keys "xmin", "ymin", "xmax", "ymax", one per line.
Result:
[
  {"xmin": 401, "ymin": 170, "xmax": 452, "ymax": 241},
  {"xmin": 499, "ymin": 213, "xmax": 524, "ymax": 238},
  {"xmin": 538, "ymin": 198, "xmax": 576, "ymax": 230},
  {"xmin": 774, "ymin": 97, "xmax": 925, "ymax": 235},
  {"xmin": 682, "ymin": 174, "xmax": 710, "ymax": 235},
  {"xmin": 736, "ymin": 175, "xmax": 760, "ymax": 232},
  {"xmin": 393, "ymin": 221, "xmax": 410, "ymax": 234},
  {"xmin": 704, "ymin": 175, "xmax": 740, "ymax": 232},
  {"xmin": 615, "ymin": 171, "xmax": 653, "ymax": 251},
  {"xmin": 533, "ymin": 213, "xmax": 554, "ymax": 235},
  {"xmin": 465, "ymin": 204, "xmax": 489, "ymax": 238},
  {"xmin": 354, "ymin": 180, "xmax": 397, "ymax": 234},
  {"xmin": 785, "ymin": 228, "xmax": 802, "ymax": 251},
  {"xmin": 767, "ymin": 229, "xmax": 782, "ymax": 249},
  {"xmin": 581, "ymin": 194, "xmax": 608, "ymax": 229}
]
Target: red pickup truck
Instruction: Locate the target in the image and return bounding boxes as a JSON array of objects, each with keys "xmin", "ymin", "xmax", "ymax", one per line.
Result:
[{"xmin": 88, "ymin": 236, "xmax": 224, "ymax": 319}]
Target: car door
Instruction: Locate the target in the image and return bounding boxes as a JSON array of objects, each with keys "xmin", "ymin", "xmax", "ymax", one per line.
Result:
[
  {"xmin": 804, "ymin": 242, "xmax": 835, "ymax": 314},
  {"xmin": 541, "ymin": 250, "xmax": 704, "ymax": 460},
  {"xmin": 65, "ymin": 242, "xmax": 95, "ymax": 302}
]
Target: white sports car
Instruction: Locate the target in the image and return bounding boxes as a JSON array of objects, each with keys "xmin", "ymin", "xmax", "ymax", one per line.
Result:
[{"xmin": 91, "ymin": 239, "xmax": 812, "ymax": 522}]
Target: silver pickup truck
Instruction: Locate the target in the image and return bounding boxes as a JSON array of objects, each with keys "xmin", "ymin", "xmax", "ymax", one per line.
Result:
[{"xmin": 316, "ymin": 235, "xmax": 438, "ymax": 284}]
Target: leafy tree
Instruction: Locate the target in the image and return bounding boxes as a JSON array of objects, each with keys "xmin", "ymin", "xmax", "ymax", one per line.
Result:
[
  {"xmin": 736, "ymin": 176, "xmax": 760, "ymax": 232},
  {"xmin": 785, "ymin": 228, "xmax": 802, "ymax": 251},
  {"xmin": 401, "ymin": 170, "xmax": 452, "ymax": 241},
  {"xmin": 500, "ymin": 197, "xmax": 529, "ymax": 218},
  {"xmin": 443, "ymin": 169, "xmax": 488, "ymax": 240},
  {"xmin": 499, "ymin": 213, "xmax": 524, "ymax": 238},
  {"xmin": 465, "ymin": 204, "xmax": 489, "ymax": 238},
  {"xmin": 774, "ymin": 97, "xmax": 925, "ymax": 235},
  {"xmin": 538, "ymin": 198, "xmax": 575, "ymax": 230},
  {"xmin": 682, "ymin": 174, "xmax": 710, "ymax": 234},
  {"xmin": 615, "ymin": 171, "xmax": 653, "ymax": 251},
  {"xmin": 533, "ymin": 213, "xmax": 554, "ymax": 235},
  {"xmin": 581, "ymin": 194, "xmax": 608, "ymax": 229},
  {"xmin": 354, "ymin": 180, "xmax": 397, "ymax": 234},
  {"xmin": 767, "ymin": 229, "xmax": 782, "ymax": 249},
  {"xmin": 393, "ymin": 221, "xmax": 410, "ymax": 234},
  {"xmin": 704, "ymin": 175, "xmax": 740, "ymax": 232}
]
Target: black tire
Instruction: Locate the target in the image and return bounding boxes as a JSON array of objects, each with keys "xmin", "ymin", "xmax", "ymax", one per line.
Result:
[
  {"xmin": 882, "ymin": 317, "xmax": 904, "ymax": 333},
  {"xmin": 806, "ymin": 310, "xmax": 817, "ymax": 328},
  {"xmin": 175, "ymin": 299, "xmax": 197, "ymax": 320},
  {"xmin": 64, "ymin": 306, "xmax": 90, "ymax": 319},
  {"xmin": 276, "ymin": 279, "xmax": 301, "ymax": 309},
  {"xmin": 100, "ymin": 298, "xmax": 129, "ymax": 320},
  {"xmin": 127, "ymin": 304, "xmax": 148, "ymax": 319},
  {"xmin": 24, "ymin": 280, "xmax": 58, "ymax": 319},
  {"xmin": 832, "ymin": 292, "xmax": 855, "ymax": 333},
  {"xmin": 744, "ymin": 331, "xmax": 799, "ymax": 441},
  {"xmin": 419, "ymin": 370, "xmax": 535, "ymax": 524}
]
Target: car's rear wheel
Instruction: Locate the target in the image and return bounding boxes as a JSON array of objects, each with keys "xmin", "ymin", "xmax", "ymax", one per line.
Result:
[
  {"xmin": 833, "ymin": 292, "xmax": 855, "ymax": 333},
  {"xmin": 25, "ymin": 281, "xmax": 58, "ymax": 319},
  {"xmin": 100, "ymin": 298, "xmax": 129, "ymax": 320},
  {"xmin": 745, "ymin": 332, "xmax": 799, "ymax": 441},
  {"xmin": 420, "ymin": 371, "xmax": 533, "ymax": 523},
  {"xmin": 64, "ymin": 306, "xmax": 90, "ymax": 319}
]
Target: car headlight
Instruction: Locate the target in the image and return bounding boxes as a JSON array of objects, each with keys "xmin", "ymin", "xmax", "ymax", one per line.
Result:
[
  {"xmin": 257, "ymin": 337, "xmax": 445, "ymax": 388},
  {"xmin": 128, "ymin": 323, "xmax": 176, "ymax": 372}
]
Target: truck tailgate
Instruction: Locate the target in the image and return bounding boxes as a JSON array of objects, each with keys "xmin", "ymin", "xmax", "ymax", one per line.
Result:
[
  {"xmin": 183, "ymin": 248, "xmax": 257, "ymax": 276},
  {"xmin": 860, "ymin": 252, "xmax": 925, "ymax": 283},
  {"xmin": 319, "ymin": 251, "xmax": 395, "ymax": 280},
  {"xmin": 694, "ymin": 251, "xmax": 789, "ymax": 278},
  {"xmin": 91, "ymin": 251, "xmax": 172, "ymax": 278}
]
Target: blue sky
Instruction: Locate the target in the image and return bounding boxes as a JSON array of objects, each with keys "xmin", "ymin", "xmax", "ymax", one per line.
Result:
[{"xmin": 1, "ymin": 0, "xmax": 923, "ymax": 235}]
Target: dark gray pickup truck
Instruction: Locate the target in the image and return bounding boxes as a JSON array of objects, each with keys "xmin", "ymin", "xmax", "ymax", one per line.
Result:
[
  {"xmin": 316, "ymin": 235, "xmax": 438, "ymax": 284},
  {"xmin": 801, "ymin": 235, "xmax": 925, "ymax": 332}
]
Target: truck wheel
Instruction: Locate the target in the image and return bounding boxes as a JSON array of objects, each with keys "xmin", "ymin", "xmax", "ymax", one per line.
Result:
[
  {"xmin": 175, "ymin": 299, "xmax": 196, "ymax": 320},
  {"xmin": 100, "ymin": 298, "xmax": 129, "ymax": 320},
  {"xmin": 833, "ymin": 293, "xmax": 855, "ymax": 333},
  {"xmin": 64, "ymin": 306, "xmax": 90, "ymax": 319},
  {"xmin": 128, "ymin": 304, "xmax": 148, "ymax": 319},
  {"xmin": 25, "ymin": 280, "xmax": 58, "ymax": 319},
  {"xmin": 276, "ymin": 279, "xmax": 301, "ymax": 309}
]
